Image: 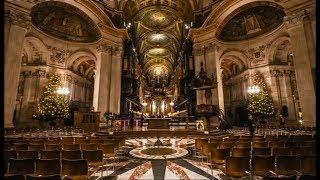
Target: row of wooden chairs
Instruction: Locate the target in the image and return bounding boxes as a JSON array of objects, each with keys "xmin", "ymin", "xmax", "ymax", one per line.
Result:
[
  {"xmin": 4, "ymin": 150, "xmax": 105, "ymax": 174},
  {"xmin": 5, "ymin": 143, "xmax": 116, "ymax": 152},
  {"xmin": 5, "ymin": 158, "xmax": 88, "ymax": 178},
  {"xmin": 5, "ymin": 137, "xmax": 124, "ymax": 146},
  {"xmin": 210, "ymin": 146, "xmax": 316, "ymax": 163},
  {"xmin": 224, "ymin": 155, "xmax": 316, "ymax": 178},
  {"xmin": 5, "ymin": 174, "xmax": 62, "ymax": 180}
]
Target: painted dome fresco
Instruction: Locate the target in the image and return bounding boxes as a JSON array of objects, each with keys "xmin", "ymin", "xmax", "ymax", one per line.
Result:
[
  {"xmin": 218, "ymin": 5, "xmax": 285, "ymax": 41},
  {"xmin": 31, "ymin": 1, "xmax": 101, "ymax": 43}
]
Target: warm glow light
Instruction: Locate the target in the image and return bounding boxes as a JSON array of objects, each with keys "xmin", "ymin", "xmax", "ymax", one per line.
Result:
[
  {"xmin": 247, "ymin": 85, "xmax": 260, "ymax": 94},
  {"xmin": 56, "ymin": 87, "xmax": 70, "ymax": 95},
  {"xmin": 142, "ymin": 102, "xmax": 148, "ymax": 107},
  {"xmin": 154, "ymin": 66, "xmax": 163, "ymax": 76},
  {"xmin": 169, "ymin": 102, "xmax": 174, "ymax": 106},
  {"xmin": 149, "ymin": 48, "xmax": 166, "ymax": 55},
  {"xmin": 152, "ymin": 12, "xmax": 166, "ymax": 22},
  {"xmin": 150, "ymin": 34, "xmax": 167, "ymax": 42}
]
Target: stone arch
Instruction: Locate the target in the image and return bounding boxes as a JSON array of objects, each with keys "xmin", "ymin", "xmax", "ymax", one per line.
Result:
[
  {"xmin": 23, "ymin": 35, "xmax": 50, "ymax": 64},
  {"xmin": 66, "ymin": 49, "xmax": 96, "ymax": 80},
  {"xmin": 32, "ymin": 0, "xmax": 114, "ymax": 32},
  {"xmin": 267, "ymin": 35, "xmax": 292, "ymax": 64},
  {"xmin": 203, "ymin": 0, "xmax": 283, "ymax": 32},
  {"xmin": 66, "ymin": 50, "xmax": 97, "ymax": 68},
  {"xmin": 220, "ymin": 50, "xmax": 249, "ymax": 69}
]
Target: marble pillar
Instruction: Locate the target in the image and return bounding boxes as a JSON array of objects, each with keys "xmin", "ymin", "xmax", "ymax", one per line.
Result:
[
  {"xmin": 285, "ymin": 13, "xmax": 316, "ymax": 126},
  {"xmin": 93, "ymin": 44, "xmax": 112, "ymax": 118},
  {"xmin": 109, "ymin": 48, "xmax": 123, "ymax": 114},
  {"xmin": 4, "ymin": 20, "xmax": 28, "ymax": 128}
]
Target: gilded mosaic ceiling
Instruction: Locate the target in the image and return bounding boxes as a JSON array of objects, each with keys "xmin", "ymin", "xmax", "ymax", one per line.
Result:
[
  {"xmin": 31, "ymin": 1, "xmax": 101, "ymax": 43},
  {"xmin": 218, "ymin": 5, "xmax": 285, "ymax": 41}
]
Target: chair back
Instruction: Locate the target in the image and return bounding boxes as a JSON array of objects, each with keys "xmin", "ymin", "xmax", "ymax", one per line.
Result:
[
  {"xmin": 225, "ymin": 156, "xmax": 250, "ymax": 178},
  {"xmin": 35, "ymin": 159, "xmax": 61, "ymax": 176},
  {"xmin": 232, "ymin": 148, "xmax": 251, "ymax": 157},
  {"xmin": 61, "ymin": 159, "xmax": 88, "ymax": 176},
  {"xmin": 253, "ymin": 147, "xmax": 271, "ymax": 156},
  {"xmin": 61, "ymin": 150, "xmax": 82, "ymax": 160},
  {"xmin": 82, "ymin": 150, "xmax": 103, "ymax": 163},
  {"xmin": 45, "ymin": 144, "xmax": 62, "ymax": 151},
  {"xmin": 8, "ymin": 158, "xmax": 35, "ymax": 175},
  {"xmin": 62, "ymin": 144, "xmax": 80, "ymax": 150},
  {"xmin": 252, "ymin": 156, "xmax": 275, "ymax": 177},
  {"xmin": 18, "ymin": 150, "xmax": 39, "ymax": 160},
  {"xmin": 40, "ymin": 150, "xmax": 61, "ymax": 159}
]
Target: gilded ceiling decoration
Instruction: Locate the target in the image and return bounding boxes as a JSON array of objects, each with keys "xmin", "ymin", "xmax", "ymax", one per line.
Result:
[
  {"xmin": 31, "ymin": 2, "xmax": 101, "ymax": 43},
  {"xmin": 218, "ymin": 6, "xmax": 285, "ymax": 41}
]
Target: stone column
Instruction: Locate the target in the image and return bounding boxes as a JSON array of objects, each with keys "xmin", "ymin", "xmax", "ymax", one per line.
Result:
[
  {"xmin": 193, "ymin": 46, "xmax": 206, "ymax": 105},
  {"xmin": 4, "ymin": 11, "xmax": 29, "ymax": 128},
  {"xmin": 93, "ymin": 44, "xmax": 113, "ymax": 117},
  {"xmin": 282, "ymin": 70, "xmax": 296, "ymax": 122},
  {"xmin": 285, "ymin": 11, "xmax": 316, "ymax": 126},
  {"xmin": 21, "ymin": 71, "xmax": 33, "ymax": 106},
  {"xmin": 109, "ymin": 47, "xmax": 123, "ymax": 114},
  {"xmin": 206, "ymin": 44, "xmax": 224, "ymax": 110}
]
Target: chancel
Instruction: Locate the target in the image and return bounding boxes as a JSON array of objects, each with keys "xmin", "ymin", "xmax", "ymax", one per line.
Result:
[{"xmin": 4, "ymin": 0, "xmax": 316, "ymax": 179}]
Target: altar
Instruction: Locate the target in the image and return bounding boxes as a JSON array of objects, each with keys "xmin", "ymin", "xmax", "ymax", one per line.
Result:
[{"xmin": 147, "ymin": 118, "xmax": 171, "ymax": 129}]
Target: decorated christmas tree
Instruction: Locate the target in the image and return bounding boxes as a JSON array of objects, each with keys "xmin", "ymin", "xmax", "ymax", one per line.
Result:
[
  {"xmin": 33, "ymin": 74, "xmax": 70, "ymax": 123},
  {"xmin": 248, "ymin": 72, "xmax": 276, "ymax": 118}
]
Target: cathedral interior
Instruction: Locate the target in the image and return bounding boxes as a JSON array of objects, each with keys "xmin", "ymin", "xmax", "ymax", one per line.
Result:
[{"xmin": 4, "ymin": 0, "xmax": 316, "ymax": 180}]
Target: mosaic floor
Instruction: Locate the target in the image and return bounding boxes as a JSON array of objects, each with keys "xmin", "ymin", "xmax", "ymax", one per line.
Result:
[{"xmin": 90, "ymin": 138, "xmax": 225, "ymax": 180}]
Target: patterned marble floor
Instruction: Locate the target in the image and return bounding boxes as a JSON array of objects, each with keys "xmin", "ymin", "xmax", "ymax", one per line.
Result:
[{"xmin": 90, "ymin": 138, "xmax": 225, "ymax": 180}]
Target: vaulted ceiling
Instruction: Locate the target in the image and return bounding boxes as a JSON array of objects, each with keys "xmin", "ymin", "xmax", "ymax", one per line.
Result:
[{"xmin": 123, "ymin": 0, "xmax": 193, "ymax": 87}]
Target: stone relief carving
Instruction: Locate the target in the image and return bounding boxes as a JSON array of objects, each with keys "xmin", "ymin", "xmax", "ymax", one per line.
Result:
[
  {"xmin": 5, "ymin": 10, "xmax": 31, "ymax": 29},
  {"xmin": 245, "ymin": 45, "xmax": 266, "ymax": 65},
  {"xmin": 47, "ymin": 45, "xmax": 72, "ymax": 64}
]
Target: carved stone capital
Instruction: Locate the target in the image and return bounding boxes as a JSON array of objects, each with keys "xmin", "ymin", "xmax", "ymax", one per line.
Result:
[
  {"xmin": 96, "ymin": 43, "xmax": 113, "ymax": 53},
  {"xmin": 5, "ymin": 10, "xmax": 31, "ymax": 29},
  {"xmin": 270, "ymin": 69, "xmax": 283, "ymax": 77},
  {"xmin": 20, "ymin": 71, "xmax": 32, "ymax": 78},
  {"xmin": 33, "ymin": 70, "xmax": 46, "ymax": 77},
  {"xmin": 284, "ymin": 8, "xmax": 313, "ymax": 28},
  {"xmin": 111, "ymin": 46, "xmax": 123, "ymax": 56}
]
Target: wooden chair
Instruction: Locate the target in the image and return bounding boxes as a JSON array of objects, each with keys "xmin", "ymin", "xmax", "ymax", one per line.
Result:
[
  {"xmin": 285, "ymin": 141, "xmax": 299, "ymax": 148},
  {"xmin": 45, "ymin": 144, "xmax": 62, "ymax": 151},
  {"xmin": 61, "ymin": 159, "xmax": 88, "ymax": 179},
  {"xmin": 39, "ymin": 150, "xmax": 61, "ymax": 159},
  {"xmin": 4, "ymin": 150, "xmax": 17, "ymax": 174},
  {"xmin": 61, "ymin": 137, "xmax": 74, "ymax": 144},
  {"xmin": 262, "ymin": 176, "xmax": 297, "ymax": 179},
  {"xmin": 210, "ymin": 148, "xmax": 230, "ymax": 164},
  {"xmin": 291, "ymin": 147, "xmax": 314, "ymax": 156},
  {"xmin": 272, "ymin": 147, "xmax": 291, "ymax": 156},
  {"xmin": 14, "ymin": 143, "xmax": 29, "ymax": 151},
  {"xmin": 225, "ymin": 156, "xmax": 250, "ymax": 178},
  {"xmin": 80, "ymin": 144, "xmax": 98, "ymax": 150},
  {"xmin": 89, "ymin": 139, "xmax": 104, "ymax": 144},
  {"xmin": 25, "ymin": 175, "xmax": 62, "ymax": 180},
  {"xmin": 99, "ymin": 144, "xmax": 115, "ymax": 156},
  {"xmin": 82, "ymin": 150, "xmax": 103, "ymax": 166},
  {"xmin": 8, "ymin": 158, "xmax": 35, "ymax": 175},
  {"xmin": 300, "ymin": 156, "xmax": 316, "ymax": 176},
  {"xmin": 298, "ymin": 175, "xmax": 316, "ymax": 180},
  {"xmin": 253, "ymin": 141, "xmax": 268, "ymax": 148},
  {"xmin": 35, "ymin": 159, "xmax": 61, "ymax": 176},
  {"xmin": 28, "ymin": 144, "xmax": 45, "ymax": 151},
  {"xmin": 4, "ymin": 174, "xmax": 25, "ymax": 180},
  {"xmin": 251, "ymin": 156, "xmax": 276, "ymax": 177},
  {"xmin": 268, "ymin": 141, "xmax": 285, "ymax": 148},
  {"xmin": 232, "ymin": 147, "xmax": 251, "ymax": 157},
  {"xmin": 74, "ymin": 137, "xmax": 87, "ymax": 144},
  {"xmin": 18, "ymin": 150, "xmax": 39, "ymax": 160},
  {"xmin": 253, "ymin": 147, "xmax": 271, "ymax": 156},
  {"xmin": 218, "ymin": 142, "xmax": 234, "ymax": 149},
  {"xmin": 275, "ymin": 155, "xmax": 300, "ymax": 176},
  {"xmin": 235, "ymin": 142, "xmax": 251, "ymax": 148},
  {"xmin": 62, "ymin": 144, "xmax": 80, "ymax": 150},
  {"xmin": 61, "ymin": 150, "xmax": 82, "ymax": 160},
  {"xmin": 5, "ymin": 143, "xmax": 15, "ymax": 150}
]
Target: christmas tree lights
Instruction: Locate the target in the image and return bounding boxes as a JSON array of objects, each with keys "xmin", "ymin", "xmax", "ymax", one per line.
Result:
[
  {"xmin": 33, "ymin": 74, "xmax": 70, "ymax": 122},
  {"xmin": 248, "ymin": 73, "xmax": 276, "ymax": 118}
]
